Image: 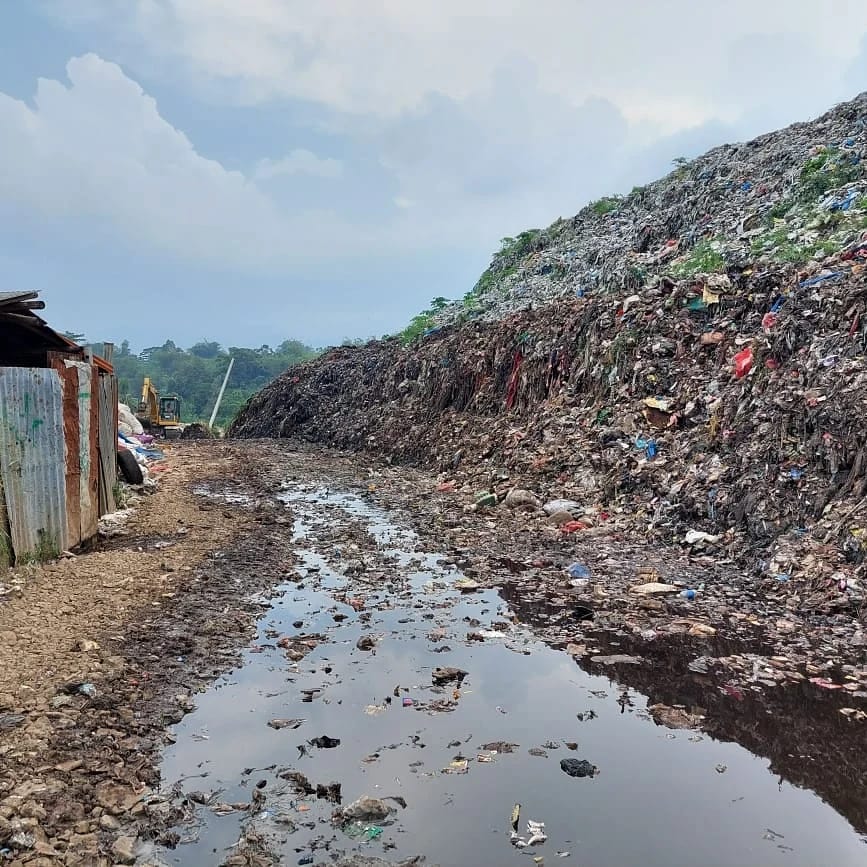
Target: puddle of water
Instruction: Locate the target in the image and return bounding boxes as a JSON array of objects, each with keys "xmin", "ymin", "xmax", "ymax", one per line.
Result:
[
  {"xmin": 156, "ymin": 486, "xmax": 867, "ymax": 867},
  {"xmin": 193, "ymin": 484, "xmax": 255, "ymax": 506}
]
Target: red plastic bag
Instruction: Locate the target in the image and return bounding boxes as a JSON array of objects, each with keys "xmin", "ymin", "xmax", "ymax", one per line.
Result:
[
  {"xmin": 733, "ymin": 347, "xmax": 753, "ymax": 378},
  {"xmin": 761, "ymin": 312, "xmax": 777, "ymax": 332}
]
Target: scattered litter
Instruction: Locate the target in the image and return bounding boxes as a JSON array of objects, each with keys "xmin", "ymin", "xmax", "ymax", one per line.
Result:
[
  {"xmin": 268, "ymin": 718, "xmax": 304, "ymax": 730},
  {"xmin": 560, "ymin": 758, "xmax": 598, "ymax": 778}
]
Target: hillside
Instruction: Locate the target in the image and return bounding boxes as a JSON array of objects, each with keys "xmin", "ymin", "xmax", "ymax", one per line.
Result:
[
  {"xmin": 434, "ymin": 91, "xmax": 867, "ymax": 326},
  {"xmin": 230, "ymin": 92, "xmax": 867, "ymax": 602}
]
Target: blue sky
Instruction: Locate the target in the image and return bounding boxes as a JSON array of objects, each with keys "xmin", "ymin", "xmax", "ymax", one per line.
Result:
[{"xmin": 1, "ymin": 2, "xmax": 866, "ymax": 349}]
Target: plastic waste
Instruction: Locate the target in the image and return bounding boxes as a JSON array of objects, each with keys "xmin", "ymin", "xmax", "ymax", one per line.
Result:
[
  {"xmin": 560, "ymin": 758, "xmax": 598, "ymax": 778},
  {"xmin": 432, "ymin": 666, "xmax": 468, "ymax": 685},
  {"xmin": 308, "ymin": 735, "xmax": 340, "ymax": 748},
  {"xmin": 344, "ymin": 822, "xmax": 384, "ymax": 841},
  {"xmin": 474, "ymin": 491, "xmax": 497, "ymax": 508},
  {"xmin": 511, "ymin": 820, "xmax": 547, "ymax": 848},
  {"xmin": 504, "ymin": 488, "xmax": 541, "ymax": 508},
  {"xmin": 543, "ymin": 499, "xmax": 582, "ymax": 516},
  {"xmin": 567, "ymin": 562, "xmax": 591, "ymax": 580},
  {"xmin": 337, "ymin": 796, "xmax": 395, "ymax": 823},
  {"xmin": 679, "ymin": 589, "xmax": 697, "ymax": 600},
  {"xmin": 733, "ymin": 346, "xmax": 754, "ymax": 378}
]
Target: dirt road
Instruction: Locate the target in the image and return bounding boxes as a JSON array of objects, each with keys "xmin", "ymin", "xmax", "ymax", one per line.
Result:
[{"xmin": 1, "ymin": 442, "xmax": 866, "ymax": 866}]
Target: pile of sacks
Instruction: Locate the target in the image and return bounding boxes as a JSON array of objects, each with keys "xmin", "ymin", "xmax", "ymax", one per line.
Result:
[{"xmin": 117, "ymin": 403, "xmax": 164, "ymax": 486}]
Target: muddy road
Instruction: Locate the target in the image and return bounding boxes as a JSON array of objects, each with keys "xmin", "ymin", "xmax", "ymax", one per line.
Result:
[{"xmin": 1, "ymin": 441, "xmax": 866, "ymax": 866}]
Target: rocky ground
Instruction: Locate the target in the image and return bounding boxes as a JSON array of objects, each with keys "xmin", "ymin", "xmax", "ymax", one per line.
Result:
[
  {"xmin": 1, "ymin": 440, "xmax": 866, "ymax": 865},
  {"xmin": 0, "ymin": 443, "xmax": 298, "ymax": 865}
]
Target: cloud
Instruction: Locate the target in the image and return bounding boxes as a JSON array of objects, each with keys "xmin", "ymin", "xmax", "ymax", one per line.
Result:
[
  {"xmin": 45, "ymin": 0, "xmax": 867, "ymax": 126},
  {"xmin": 376, "ymin": 58, "xmax": 631, "ymax": 235},
  {"xmin": 254, "ymin": 149, "xmax": 342, "ymax": 181},
  {"xmin": 5, "ymin": 4, "xmax": 867, "ymax": 347},
  {"xmin": 0, "ymin": 53, "xmax": 364, "ymax": 267}
]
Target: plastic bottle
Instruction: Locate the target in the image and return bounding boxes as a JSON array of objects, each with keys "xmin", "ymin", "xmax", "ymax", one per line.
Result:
[{"xmin": 679, "ymin": 589, "xmax": 697, "ymax": 600}]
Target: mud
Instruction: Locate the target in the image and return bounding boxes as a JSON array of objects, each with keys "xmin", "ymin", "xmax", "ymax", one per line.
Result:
[{"xmin": 1, "ymin": 441, "xmax": 866, "ymax": 866}]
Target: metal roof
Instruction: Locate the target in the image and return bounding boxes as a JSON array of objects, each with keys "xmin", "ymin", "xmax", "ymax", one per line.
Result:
[{"xmin": 0, "ymin": 290, "xmax": 39, "ymax": 306}]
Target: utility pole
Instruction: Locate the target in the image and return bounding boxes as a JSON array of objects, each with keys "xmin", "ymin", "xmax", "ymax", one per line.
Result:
[{"xmin": 209, "ymin": 357, "xmax": 235, "ymax": 429}]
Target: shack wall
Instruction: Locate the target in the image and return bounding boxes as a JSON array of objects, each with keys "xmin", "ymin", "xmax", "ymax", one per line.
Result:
[
  {"xmin": 0, "ymin": 363, "xmax": 113, "ymax": 565},
  {"xmin": 0, "ymin": 367, "xmax": 68, "ymax": 560}
]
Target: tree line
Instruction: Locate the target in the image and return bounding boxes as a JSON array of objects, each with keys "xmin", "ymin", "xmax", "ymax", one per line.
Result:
[{"xmin": 81, "ymin": 338, "xmax": 318, "ymax": 428}]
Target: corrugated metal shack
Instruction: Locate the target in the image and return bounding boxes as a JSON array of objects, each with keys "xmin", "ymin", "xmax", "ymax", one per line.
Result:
[{"xmin": 0, "ymin": 291, "xmax": 117, "ymax": 567}]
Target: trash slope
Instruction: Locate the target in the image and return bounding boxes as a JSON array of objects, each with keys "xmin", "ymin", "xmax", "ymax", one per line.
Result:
[{"xmin": 230, "ymin": 92, "xmax": 867, "ymax": 634}]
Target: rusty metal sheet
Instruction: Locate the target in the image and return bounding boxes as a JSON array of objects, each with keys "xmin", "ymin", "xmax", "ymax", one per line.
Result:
[{"xmin": 0, "ymin": 367, "xmax": 67, "ymax": 562}]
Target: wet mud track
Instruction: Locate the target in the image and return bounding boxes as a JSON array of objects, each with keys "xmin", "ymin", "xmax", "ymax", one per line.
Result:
[
  {"xmin": 2, "ymin": 441, "xmax": 866, "ymax": 866},
  {"xmin": 145, "ymin": 446, "xmax": 866, "ymax": 867}
]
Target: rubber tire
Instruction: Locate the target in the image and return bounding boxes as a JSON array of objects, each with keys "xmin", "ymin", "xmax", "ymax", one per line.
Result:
[{"xmin": 117, "ymin": 449, "xmax": 144, "ymax": 485}]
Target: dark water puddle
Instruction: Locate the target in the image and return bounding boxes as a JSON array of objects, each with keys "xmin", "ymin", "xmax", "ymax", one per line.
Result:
[{"xmin": 152, "ymin": 486, "xmax": 867, "ymax": 867}]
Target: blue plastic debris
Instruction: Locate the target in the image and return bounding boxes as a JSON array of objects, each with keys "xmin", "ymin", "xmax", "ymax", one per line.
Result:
[
  {"xmin": 799, "ymin": 272, "xmax": 843, "ymax": 289},
  {"xmin": 634, "ymin": 436, "xmax": 658, "ymax": 459},
  {"xmin": 567, "ymin": 563, "xmax": 591, "ymax": 580}
]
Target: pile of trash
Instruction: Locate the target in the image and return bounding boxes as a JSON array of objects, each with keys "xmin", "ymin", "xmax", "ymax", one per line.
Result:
[
  {"xmin": 117, "ymin": 403, "xmax": 165, "ymax": 488},
  {"xmin": 435, "ymin": 91, "xmax": 867, "ymax": 326},
  {"xmin": 230, "ymin": 92, "xmax": 867, "ymax": 612}
]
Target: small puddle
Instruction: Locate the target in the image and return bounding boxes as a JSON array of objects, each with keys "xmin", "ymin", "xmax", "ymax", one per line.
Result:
[{"xmin": 153, "ymin": 485, "xmax": 867, "ymax": 867}]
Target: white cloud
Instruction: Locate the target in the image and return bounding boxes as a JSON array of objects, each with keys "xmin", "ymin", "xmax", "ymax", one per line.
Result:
[
  {"xmin": 0, "ymin": 54, "xmax": 362, "ymax": 267},
  {"xmin": 47, "ymin": 0, "xmax": 867, "ymax": 128},
  {"xmin": 254, "ymin": 149, "xmax": 342, "ymax": 181}
]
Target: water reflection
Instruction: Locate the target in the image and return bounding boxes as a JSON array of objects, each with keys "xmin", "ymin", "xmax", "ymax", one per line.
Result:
[{"xmin": 155, "ymin": 487, "xmax": 867, "ymax": 867}]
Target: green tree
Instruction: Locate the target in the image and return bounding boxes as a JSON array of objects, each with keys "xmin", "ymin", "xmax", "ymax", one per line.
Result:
[
  {"xmin": 97, "ymin": 336, "xmax": 317, "ymax": 425},
  {"xmin": 189, "ymin": 340, "xmax": 223, "ymax": 359}
]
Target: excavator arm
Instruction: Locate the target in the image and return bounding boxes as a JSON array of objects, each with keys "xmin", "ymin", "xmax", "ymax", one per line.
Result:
[{"xmin": 137, "ymin": 377, "xmax": 160, "ymax": 426}]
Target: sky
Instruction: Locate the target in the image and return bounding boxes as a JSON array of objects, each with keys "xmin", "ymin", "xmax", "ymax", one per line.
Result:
[{"xmin": 1, "ymin": 2, "xmax": 867, "ymax": 349}]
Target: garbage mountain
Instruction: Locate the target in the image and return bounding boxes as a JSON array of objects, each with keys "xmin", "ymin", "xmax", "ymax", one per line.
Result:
[{"xmin": 231, "ymin": 92, "xmax": 867, "ymax": 604}]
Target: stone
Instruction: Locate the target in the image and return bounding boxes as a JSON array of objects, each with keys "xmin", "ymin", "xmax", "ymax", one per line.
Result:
[{"xmin": 111, "ymin": 835, "xmax": 139, "ymax": 864}]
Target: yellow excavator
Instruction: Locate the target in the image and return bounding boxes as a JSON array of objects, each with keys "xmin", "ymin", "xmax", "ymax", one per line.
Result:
[{"xmin": 136, "ymin": 377, "xmax": 182, "ymax": 438}]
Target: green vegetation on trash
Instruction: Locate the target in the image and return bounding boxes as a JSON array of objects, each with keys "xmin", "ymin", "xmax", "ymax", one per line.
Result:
[
  {"xmin": 393, "ymin": 110, "xmax": 867, "ymax": 353},
  {"xmin": 398, "ymin": 311, "xmax": 436, "ymax": 345},
  {"xmin": 670, "ymin": 240, "xmax": 726, "ymax": 277},
  {"xmin": 498, "ymin": 229, "xmax": 542, "ymax": 260},
  {"xmin": 590, "ymin": 196, "xmax": 622, "ymax": 216},
  {"xmin": 797, "ymin": 147, "xmax": 864, "ymax": 203}
]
